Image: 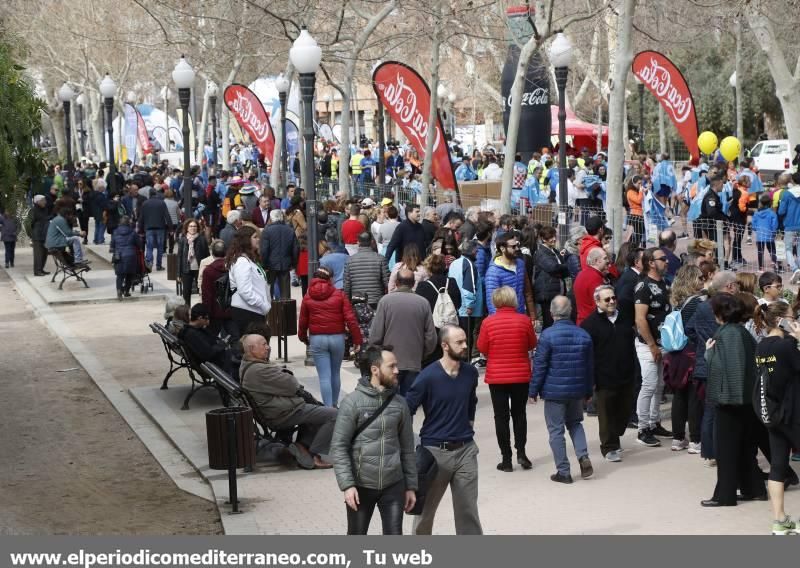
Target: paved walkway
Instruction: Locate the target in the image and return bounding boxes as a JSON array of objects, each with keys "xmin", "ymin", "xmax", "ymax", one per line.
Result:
[{"xmin": 4, "ymin": 240, "xmax": 798, "ymax": 535}]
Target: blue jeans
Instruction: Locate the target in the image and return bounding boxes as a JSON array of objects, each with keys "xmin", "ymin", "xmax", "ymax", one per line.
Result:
[
  {"xmin": 309, "ymin": 333, "xmax": 345, "ymax": 407},
  {"xmin": 93, "ymin": 218, "xmax": 106, "ymax": 244},
  {"xmin": 701, "ymin": 399, "xmax": 716, "ymax": 459},
  {"xmin": 145, "ymin": 229, "xmax": 165, "ymax": 268},
  {"xmin": 544, "ymin": 399, "xmax": 589, "ymax": 476}
]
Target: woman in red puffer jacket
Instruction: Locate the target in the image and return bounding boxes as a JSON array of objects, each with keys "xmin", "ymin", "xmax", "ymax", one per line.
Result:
[
  {"xmin": 477, "ymin": 285, "xmax": 537, "ymax": 473},
  {"xmin": 299, "ymin": 267, "xmax": 362, "ymax": 407}
]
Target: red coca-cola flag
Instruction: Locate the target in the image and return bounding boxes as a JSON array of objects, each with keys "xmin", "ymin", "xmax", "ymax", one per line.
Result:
[
  {"xmin": 632, "ymin": 51, "xmax": 699, "ymax": 164},
  {"xmin": 372, "ymin": 62, "xmax": 459, "ymax": 197},
  {"xmin": 223, "ymin": 83, "xmax": 275, "ymax": 162},
  {"xmin": 134, "ymin": 106, "xmax": 154, "ymax": 155}
]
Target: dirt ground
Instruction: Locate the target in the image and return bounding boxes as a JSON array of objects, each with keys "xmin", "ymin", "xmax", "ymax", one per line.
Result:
[{"xmin": 0, "ymin": 272, "xmax": 223, "ymax": 535}]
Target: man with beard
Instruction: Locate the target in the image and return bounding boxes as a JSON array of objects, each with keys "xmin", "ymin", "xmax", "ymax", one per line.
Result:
[
  {"xmin": 406, "ymin": 325, "xmax": 482, "ymax": 535},
  {"xmin": 483, "ymin": 232, "xmax": 536, "ymax": 319},
  {"xmin": 634, "ymin": 247, "xmax": 674, "ymax": 447},
  {"xmin": 329, "ymin": 346, "xmax": 417, "ymax": 535}
]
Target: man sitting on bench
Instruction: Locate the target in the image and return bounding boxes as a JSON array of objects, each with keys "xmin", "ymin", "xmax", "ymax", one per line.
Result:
[
  {"xmin": 240, "ymin": 333, "xmax": 336, "ymax": 470},
  {"xmin": 179, "ymin": 304, "xmax": 236, "ymax": 378},
  {"xmin": 45, "ymin": 207, "xmax": 89, "ymax": 266}
]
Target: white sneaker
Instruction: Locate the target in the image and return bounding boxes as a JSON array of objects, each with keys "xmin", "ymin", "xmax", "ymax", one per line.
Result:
[
  {"xmin": 704, "ymin": 458, "xmax": 717, "ymax": 468},
  {"xmin": 688, "ymin": 442, "xmax": 702, "ymax": 454},
  {"xmin": 605, "ymin": 450, "xmax": 622, "ymax": 462},
  {"xmin": 671, "ymin": 439, "xmax": 689, "ymax": 451},
  {"xmin": 791, "ymin": 269, "xmax": 800, "ymax": 285}
]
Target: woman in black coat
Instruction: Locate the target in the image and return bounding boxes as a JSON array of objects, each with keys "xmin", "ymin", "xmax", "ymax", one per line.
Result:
[
  {"xmin": 110, "ymin": 216, "xmax": 142, "ymax": 300},
  {"xmin": 533, "ymin": 226, "xmax": 568, "ymax": 329},
  {"xmin": 416, "ymin": 253, "xmax": 461, "ymax": 366},
  {"xmin": 176, "ymin": 218, "xmax": 210, "ymax": 305}
]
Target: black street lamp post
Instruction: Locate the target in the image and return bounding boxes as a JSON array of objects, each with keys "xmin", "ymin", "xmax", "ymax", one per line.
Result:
[
  {"xmin": 276, "ymin": 74, "xmax": 290, "ymax": 197},
  {"xmin": 99, "ymin": 74, "xmax": 118, "ymax": 196},
  {"xmin": 549, "ymin": 32, "xmax": 573, "ymax": 248},
  {"xmin": 172, "ymin": 55, "xmax": 196, "ymax": 222},
  {"xmin": 58, "ymin": 83, "xmax": 75, "ymax": 180}
]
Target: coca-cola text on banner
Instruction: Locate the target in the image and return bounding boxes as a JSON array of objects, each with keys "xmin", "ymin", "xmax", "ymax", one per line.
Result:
[
  {"xmin": 223, "ymin": 84, "xmax": 275, "ymax": 163},
  {"xmin": 371, "ymin": 61, "xmax": 459, "ymax": 199},
  {"xmin": 632, "ymin": 51, "xmax": 699, "ymax": 164}
]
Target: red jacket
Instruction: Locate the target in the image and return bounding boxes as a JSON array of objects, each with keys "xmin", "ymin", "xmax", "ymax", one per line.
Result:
[
  {"xmin": 298, "ymin": 277, "xmax": 362, "ymax": 344},
  {"xmin": 573, "ymin": 266, "xmax": 607, "ymax": 326},
  {"xmin": 200, "ymin": 258, "xmax": 231, "ymax": 320},
  {"xmin": 578, "ymin": 235, "xmax": 620, "ymax": 278},
  {"xmin": 477, "ymin": 306, "xmax": 537, "ymax": 384}
]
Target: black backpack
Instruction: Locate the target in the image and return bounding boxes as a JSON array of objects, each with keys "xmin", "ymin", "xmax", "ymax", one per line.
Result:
[
  {"xmin": 214, "ymin": 272, "xmax": 237, "ymax": 310},
  {"xmin": 752, "ymin": 362, "xmax": 793, "ymax": 429}
]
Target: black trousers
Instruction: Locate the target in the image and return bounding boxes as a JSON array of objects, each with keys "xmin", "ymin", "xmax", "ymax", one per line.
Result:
[
  {"xmin": 116, "ymin": 273, "xmax": 133, "ymax": 293},
  {"xmin": 768, "ymin": 429, "xmax": 796, "ymax": 483},
  {"xmin": 181, "ymin": 269, "xmax": 198, "ymax": 305},
  {"xmin": 712, "ymin": 405, "xmax": 766, "ymax": 505},
  {"xmin": 230, "ymin": 306, "xmax": 265, "ymax": 338},
  {"xmin": 458, "ymin": 315, "xmax": 482, "ymax": 359},
  {"xmin": 268, "ymin": 270, "xmax": 291, "ymax": 300},
  {"xmin": 729, "ymin": 221, "xmax": 745, "ymax": 264},
  {"xmin": 595, "ymin": 383, "xmax": 634, "ymax": 456},
  {"xmin": 345, "ymin": 480, "xmax": 405, "ymax": 535},
  {"xmin": 488, "ymin": 383, "xmax": 529, "ymax": 459},
  {"xmin": 671, "ymin": 381, "xmax": 703, "ymax": 443},
  {"xmin": 538, "ymin": 302, "xmax": 554, "ymax": 330},
  {"xmin": 32, "ymin": 240, "xmax": 48, "ymax": 273},
  {"xmin": 628, "ymin": 215, "xmax": 645, "ymax": 246},
  {"xmin": 757, "ymin": 241, "xmax": 777, "ymax": 270}
]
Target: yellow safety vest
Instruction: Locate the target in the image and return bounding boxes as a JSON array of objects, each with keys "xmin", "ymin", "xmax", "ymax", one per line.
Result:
[
  {"xmin": 351, "ymin": 153, "xmax": 364, "ymax": 175},
  {"xmin": 331, "ymin": 157, "xmax": 339, "ymax": 179}
]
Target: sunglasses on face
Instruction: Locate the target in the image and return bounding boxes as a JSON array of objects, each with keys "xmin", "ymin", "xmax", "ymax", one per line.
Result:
[
  {"xmin": 601, "ymin": 296, "xmax": 617, "ymax": 303},
  {"xmin": 653, "ymin": 257, "xmax": 667, "ymax": 263}
]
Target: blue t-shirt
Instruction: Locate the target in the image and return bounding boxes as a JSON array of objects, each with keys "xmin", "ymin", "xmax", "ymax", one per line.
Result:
[{"xmin": 405, "ymin": 361, "xmax": 478, "ymax": 446}]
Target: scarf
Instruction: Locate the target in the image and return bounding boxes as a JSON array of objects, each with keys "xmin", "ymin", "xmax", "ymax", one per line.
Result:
[{"xmin": 186, "ymin": 232, "xmax": 198, "ymax": 263}]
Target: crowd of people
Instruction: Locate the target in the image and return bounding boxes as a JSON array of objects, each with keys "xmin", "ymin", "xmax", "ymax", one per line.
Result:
[{"xmin": 18, "ymin": 146, "xmax": 800, "ymax": 536}]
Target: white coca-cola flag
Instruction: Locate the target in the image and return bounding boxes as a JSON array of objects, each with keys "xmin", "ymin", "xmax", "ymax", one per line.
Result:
[{"xmin": 224, "ymin": 84, "xmax": 275, "ymax": 162}]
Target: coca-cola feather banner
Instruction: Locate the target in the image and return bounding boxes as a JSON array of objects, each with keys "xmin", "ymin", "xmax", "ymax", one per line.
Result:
[
  {"xmin": 134, "ymin": 106, "xmax": 154, "ymax": 155},
  {"xmin": 372, "ymin": 62, "xmax": 459, "ymax": 197},
  {"xmin": 632, "ymin": 51, "xmax": 699, "ymax": 164},
  {"xmin": 223, "ymin": 84, "xmax": 275, "ymax": 162}
]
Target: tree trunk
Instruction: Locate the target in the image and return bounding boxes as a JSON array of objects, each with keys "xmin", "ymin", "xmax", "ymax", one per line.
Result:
[
  {"xmin": 195, "ymin": 85, "xmax": 210, "ymax": 166},
  {"xmin": 606, "ymin": 0, "xmax": 637, "ymax": 255},
  {"xmin": 221, "ymin": 104, "xmax": 231, "ymax": 171},
  {"xmin": 421, "ymin": 0, "xmax": 443, "ymax": 209},
  {"xmin": 51, "ymin": 104, "xmax": 67, "ymax": 162},
  {"xmin": 89, "ymin": 95, "xmax": 105, "ymax": 162},
  {"xmin": 735, "ymin": 21, "xmax": 744, "ymax": 159},
  {"xmin": 746, "ymin": 8, "xmax": 800, "ymax": 153},
  {"xmin": 500, "ymin": 36, "xmax": 538, "ymax": 215}
]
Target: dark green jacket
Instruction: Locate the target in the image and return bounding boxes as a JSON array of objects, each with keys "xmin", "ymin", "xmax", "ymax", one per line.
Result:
[
  {"xmin": 706, "ymin": 323, "xmax": 757, "ymax": 406},
  {"xmin": 330, "ymin": 378, "xmax": 417, "ymax": 492}
]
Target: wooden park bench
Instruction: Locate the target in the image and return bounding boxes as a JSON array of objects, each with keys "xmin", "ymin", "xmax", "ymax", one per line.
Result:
[{"xmin": 48, "ymin": 248, "xmax": 90, "ymax": 290}]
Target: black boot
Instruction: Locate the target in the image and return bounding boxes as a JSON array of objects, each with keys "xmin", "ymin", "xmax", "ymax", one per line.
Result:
[
  {"xmin": 517, "ymin": 452, "xmax": 533, "ymax": 470},
  {"xmin": 117, "ymin": 289, "xmax": 123, "ymax": 301},
  {"xmin": 497, "ymin": 460, "xmax": 513, "ymax": 472}
]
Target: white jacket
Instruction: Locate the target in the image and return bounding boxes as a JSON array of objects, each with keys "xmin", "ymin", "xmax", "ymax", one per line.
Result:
[{"xmin": 229, "ymin": 256, "xmax": 270, "ymax": 316}]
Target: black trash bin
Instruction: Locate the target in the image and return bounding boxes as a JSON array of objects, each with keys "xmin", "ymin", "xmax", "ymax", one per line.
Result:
[{"xmin": 206, "ymin": 407, "xmax": 256, "ymax": 470}]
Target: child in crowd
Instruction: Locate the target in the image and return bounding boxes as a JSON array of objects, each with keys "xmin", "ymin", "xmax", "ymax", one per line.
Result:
[
  {"xmin": 757, "ymin": 271, "xmax": 787, "ymax": 306},
  {"xmin": 751, "ymin": 193, "xmax": 778, "ymax": 271}
]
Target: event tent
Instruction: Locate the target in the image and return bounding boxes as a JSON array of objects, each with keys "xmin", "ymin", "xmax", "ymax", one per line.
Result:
[{"xmin": 550, "ymin": 105, "xmax": 609, "ymax": 150}]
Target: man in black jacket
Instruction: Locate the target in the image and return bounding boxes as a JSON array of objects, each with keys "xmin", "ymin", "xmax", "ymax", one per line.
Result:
[
  {"xmin": 260, "ymin": 209, "xmax": 299, "ymax": 299},
  {"xmin": 138, "ymin": 193, "xmax": 171, "ymax": 270},
  {"xmin": 384, "ymin": 204, "xmax": 425, "ymax": 263},
  {"xmin": 179, "ymin": 304, "xmax": 235, "ymax": 378},
  {"xmin": 31, "ymin": 195, "xmax": 51, "ymax": 276},
  {"xmin": 614, "ymin": 246, "xmax": 643, "ymax": 327},
  {"xmin": 581, "ymin": 284, "xmax": 636, "ymax": 462}
]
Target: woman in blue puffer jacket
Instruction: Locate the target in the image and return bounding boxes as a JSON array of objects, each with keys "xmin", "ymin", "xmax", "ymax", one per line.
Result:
[{"xmin": 110, "ymin": 216, "xmax": 142, "ymax": 300}]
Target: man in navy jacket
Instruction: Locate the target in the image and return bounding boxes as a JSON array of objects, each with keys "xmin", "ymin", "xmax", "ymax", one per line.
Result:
[{"xmin": 529, "ymin": 296, "xmax": 594, "ymax": 484}]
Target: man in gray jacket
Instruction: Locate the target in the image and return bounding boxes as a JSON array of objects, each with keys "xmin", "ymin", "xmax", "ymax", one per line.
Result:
[
  {"xmin": 369, "ymin": 269, "xmax": 437, "ymax": 395},
  {"xmin": 330, "ymin": 345, "xmax": 417, "ymax": 534},
  {"xmin": 240, "ymin": 334, "xmax": 336, "ymax": 470},
  {"xmin": 343, "ymin": 232, "xmax": 390, "ymax": 307}
]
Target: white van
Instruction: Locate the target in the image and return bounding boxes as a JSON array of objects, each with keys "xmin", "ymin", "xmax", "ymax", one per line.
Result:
[{"xmin": 749, "ymin": 139, "xmax": 792, "ymax": 181}]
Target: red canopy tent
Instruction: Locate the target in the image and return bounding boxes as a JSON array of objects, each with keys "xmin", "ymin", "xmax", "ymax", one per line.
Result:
[{"xmin": 550, "ymin": 105, "xmax": 608, "ymax": 151}]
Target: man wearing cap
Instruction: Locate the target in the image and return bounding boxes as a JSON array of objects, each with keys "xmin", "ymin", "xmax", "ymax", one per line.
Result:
[
  {"xmin": 386, "ymin": 147, "xmax": 405, "ymax": 179},
  {"xmin": 239, "ymin": 184, "xmax": 258, "ymax": 217},
  {"xmin": 178, "ymin": 304, "xmax": 236, "ymax": 378},
  {"xmin": 455, "ymin": 156, "xmax": 477, "ymax": 182},
  {"xmin": 31, "ymin": 195, "xmax": 51, "ymax": 276}
]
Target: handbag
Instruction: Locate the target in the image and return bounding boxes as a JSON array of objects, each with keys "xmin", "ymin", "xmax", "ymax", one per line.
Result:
[
  {"xmin": 407, "ymin": 444, "xmax": 439, "ymax": 516},
  {"xmin": 111, "ymin": 251, "xmax": 122, "ymax": 264}
]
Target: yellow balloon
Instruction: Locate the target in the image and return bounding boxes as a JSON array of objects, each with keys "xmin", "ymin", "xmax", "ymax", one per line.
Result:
[
  {"xmin": 719, "ymin": 136, "xmax": 741, "ymax": 162},
  {"xmin": 697, "ymin": 131, "xmax": 718, "ymax": 155}
]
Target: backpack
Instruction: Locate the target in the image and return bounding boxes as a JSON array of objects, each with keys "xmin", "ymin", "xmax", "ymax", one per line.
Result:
[
  {"xmin": 427, "ymin": 280, "xmax": 459, "ymax": 328},
  {"xmin": 752, "ymin": 362, "xmax": 792, "ymax": 429},
  {"xmin": 214, "ymin": 272, "xmax": 237, "ymax": 310},
  {"xmin": 660, "ymin": 295, "xmax": 698, "ymax": 352}
]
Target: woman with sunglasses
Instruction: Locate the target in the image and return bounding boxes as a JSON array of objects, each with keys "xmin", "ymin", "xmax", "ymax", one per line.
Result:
[{"xmin": 754, "ymin": 302, "xmax": 800, "ymax": 534}]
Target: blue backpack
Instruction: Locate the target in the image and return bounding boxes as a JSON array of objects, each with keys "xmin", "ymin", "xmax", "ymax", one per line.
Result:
[{"xmin": 660, "ymin": 295, "xmax": 699, "ymax": 352}]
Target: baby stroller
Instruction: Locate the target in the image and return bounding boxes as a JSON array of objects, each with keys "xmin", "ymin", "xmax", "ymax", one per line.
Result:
[
  {"xmin": 131, "ymin": 249, "xmax": 154, "ymax": 294},
  {"xmin": 349, "ymin": 292, "xmax": 376, "ymax": 366}
]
